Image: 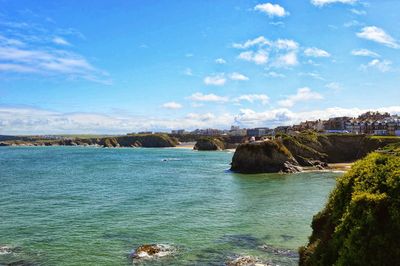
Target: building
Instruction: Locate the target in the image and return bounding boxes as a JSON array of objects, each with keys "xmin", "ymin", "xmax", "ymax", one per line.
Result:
[
  {"xmin": 246, "ymin": 127, "xmax": 271, "ymax": 137},
  {"xmin": 171, "ymin": 129, "xmax": 186, "ymax": 135},
  {"xmin": 324, "ymin": 117, "xmax": 351, "ymax": 131}
]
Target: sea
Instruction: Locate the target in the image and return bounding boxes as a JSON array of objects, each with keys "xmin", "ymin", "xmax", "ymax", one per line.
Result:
[{"xmin": 0, "ymin": 146, "xmax": 339, "ymax": 265}]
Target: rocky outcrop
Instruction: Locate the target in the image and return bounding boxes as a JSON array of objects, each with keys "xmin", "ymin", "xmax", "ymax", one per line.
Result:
[
  {"xmin": 194, "ymin": 137, "xmax": 225, "ymax": 151},
  {"xmin": 0, "ymin": 134, "xmax": 178, "ymax": 148},
  {"xmin": 231, "ymin": 132, "xmax": 400, "ymax": 174},
  {"xmin": 130, "ymin": 244, "xmax": 175, "ymax": 260},
  {"xmin": 225, "ymin": 256, "xmax": 271, "ymax": 266},
  {"xmin": 116, "ymin": 134, "xmax": 178, "ymax": 148},
  {"xmin": 231, "ymin": 140, "xmax": 301, "ymax": 174}
]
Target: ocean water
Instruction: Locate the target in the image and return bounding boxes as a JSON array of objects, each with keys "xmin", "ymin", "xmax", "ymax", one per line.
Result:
[{"xmin": 0, "ymin": 147, "xmax": 339, "ymax": 265}]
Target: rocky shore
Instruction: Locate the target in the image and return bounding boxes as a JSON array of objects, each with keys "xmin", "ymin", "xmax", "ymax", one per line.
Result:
[
  {"xmin": 0, "ymin": 134, "xmax": 178, "ymax": 148},
  {"xmin": 231, "ymin": 132, "xmax": 400, "ymax": 174}
]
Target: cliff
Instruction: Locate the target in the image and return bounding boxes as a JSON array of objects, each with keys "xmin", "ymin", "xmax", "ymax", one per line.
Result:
[
  {"xmin": 0, "ymin": 134, "xmax": 178, "ymax": 148},
  {"xmin": 299, "ymin": 148, "xmax": 400, "ymax": 265},
  {"xmin": 193, "ymin": 137, "xmax": 225, "ymax": 151},
  {"xmin": 230, "ymin": 132, "xmax": 400, "ymax": 174},
  {"xmin": 230, "ymin": 140, "xmax": 301, "ymax": 173}
]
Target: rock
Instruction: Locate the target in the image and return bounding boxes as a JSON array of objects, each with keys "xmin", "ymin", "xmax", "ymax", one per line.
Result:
[
  {"xmin": 0, "ymin": 245, "xmax": 13, "ymax": 255},
  {"xmin": 130, "ymin": 244, "xmax": 174, "ymax": 260},
  {"xmin": 225, "ymin": 256, "xmax": 271, "ymax": 266},
  {"xmin": 230, "ymin": 140, "xmax": 301, "ymax": 174},
  {"xmin": 259, "ymin": 244, "xmax": 298, "ymax": 258},
  {"xmin": 194, "ymin": 137, "xmax": 225, "ymax": 151},
  {"xmin": 0, "ymin": 142, "xmax": 10, "ymax": 146}
]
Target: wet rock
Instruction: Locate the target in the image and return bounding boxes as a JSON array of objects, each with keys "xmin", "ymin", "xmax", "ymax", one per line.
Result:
[
  {"xmin": 130, "ymin": 244, "xmax": 175, "ymax": 260},
  {"xmin": 259, "ymin": 244, "xmax": 298, "ymax": 258},
  {"xmin": 0, "ymin": 245, "xmax": 13, "ymax": 255},
  {"xmin": 280, "ymin": 235, "xmax": 294, "ymax": 241},
  {"xmin": 225, "ymin": 256, "xmax": 271, "ymax": 266}
]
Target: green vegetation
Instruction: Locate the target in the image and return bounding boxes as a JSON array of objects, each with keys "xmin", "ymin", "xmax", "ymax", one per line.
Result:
[
  {"xmin": 299, "ymin": 149, "xmax": 400, "ymax": 265},
  {"xmin": 194, "ymin": 137, "xmax": 225, "ymax": 150}
]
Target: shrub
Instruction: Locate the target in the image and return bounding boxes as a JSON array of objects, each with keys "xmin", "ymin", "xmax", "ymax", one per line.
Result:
[{"xmin": 299, "ymin": 152, "xmax": 400, "ymax": 266}]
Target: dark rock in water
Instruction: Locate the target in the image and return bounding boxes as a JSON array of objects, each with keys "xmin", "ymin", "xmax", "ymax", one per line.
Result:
[
  {"xmin": 130, "ymin": 244, "xmax": 175, "ymax": 260},
  {"xmin": 280, "ymin": 234, "xmax": 295, "ymax": 241},
  {"xmin": 218, "ymin": 234, "xmax": 262, "ymax": 249},
  {"xmin": 259, "ymin": 244, "xmax": 298, "ymax": 258},
  {"xmin": 0, "ymin": 142, "xmax": 10, "ymax": 146},
  {"xmin": 194, "ymin": 137, "xmax": 225, "ymax": 151},
  {"xmin": 0, "ymin": 245, "xmax": 22, "ymax": 255},
  {"xmin": 225, "ymin": 255, "xmax": 271, "ymax": 266},
  {"xmin": 231, "ymin": 140, "xmax": 301, "ymax": 174},
  {"xmin": 6, "ymin": 260, "xmax": 35, "ymax": 266}
]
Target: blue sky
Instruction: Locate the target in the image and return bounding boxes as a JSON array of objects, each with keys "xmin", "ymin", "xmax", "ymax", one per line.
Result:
[{"xmin": 0, "ymin": 0, "xmax": 399, "ymax": 134}]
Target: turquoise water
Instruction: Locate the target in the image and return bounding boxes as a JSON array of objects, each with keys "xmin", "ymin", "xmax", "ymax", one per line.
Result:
[{"xmin": 0, "ymin": 147, "xmax": 339, "ymax": 265}]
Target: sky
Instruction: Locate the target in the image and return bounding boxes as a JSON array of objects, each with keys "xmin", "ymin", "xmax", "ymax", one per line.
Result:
[{"xmin": 0, "ymin": 0, "xmax": 399, "ymax": 134}]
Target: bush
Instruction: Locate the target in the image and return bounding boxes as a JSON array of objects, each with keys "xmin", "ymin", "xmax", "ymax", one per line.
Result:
[{"xmin": 299, "ymin": 152, "xmax": 400, "ymax": 266}]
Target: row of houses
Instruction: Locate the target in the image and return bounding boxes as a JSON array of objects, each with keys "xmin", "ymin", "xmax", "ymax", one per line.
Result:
[
  {"xmin": 288, "ymin": 112, "xmax": 400, "ymax": 136},
  {"xmin": 168, "ymin": 112, "xmax": 400, "ymax": 137}
]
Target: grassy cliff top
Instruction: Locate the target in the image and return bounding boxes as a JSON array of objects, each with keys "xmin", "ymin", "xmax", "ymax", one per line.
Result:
[{"xmin": 299, "ymin": 147, "xmax": 400, "ymax": 265}]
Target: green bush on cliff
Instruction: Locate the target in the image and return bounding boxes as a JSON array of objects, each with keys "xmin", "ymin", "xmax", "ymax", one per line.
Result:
[{"xmin": 299, "ymin": 152, "xmax": 400, "ymax": 265}]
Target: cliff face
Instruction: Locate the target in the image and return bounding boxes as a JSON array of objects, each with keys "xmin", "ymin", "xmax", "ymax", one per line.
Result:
[
  {"xmin": 282, "ymin": 132, "xmax": 400, "ymax": 163},
  {"xmin": 230, "ymin": 132, "xmax": 400, "ymax": 174},
  {"xmin": 230, "ymin": 140, "xmax": 301, "ymax": 173},
  {"xmin": 299, "ymin": 149, "xmax": 400, "ymax": 265},
  {"xmin": 194, "ymin": 137, "xmax": 225, "ymax": 151}
]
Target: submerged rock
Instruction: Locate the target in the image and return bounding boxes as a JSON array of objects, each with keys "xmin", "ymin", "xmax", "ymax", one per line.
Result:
[
  {"xmin": 225, "ymin": 255, "xmax": 271, "ymax": 266},
  {"xmin": 130, "ymin": 244, "xmax": 175, "ymax": 260},
  {"xmin": 0, "ymin": 245, "xmax": 14, "ymax": 255},
  {"xmin": 259, "ymin": 244, "xmax": 298, "ymax": 258}
]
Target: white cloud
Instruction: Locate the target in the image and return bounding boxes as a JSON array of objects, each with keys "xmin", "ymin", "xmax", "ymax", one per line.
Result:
[
  {"xmin": 311, "ymin": 0, "xmax": 357, "ymax": 7},
  {"xmin": 1, "ymin": 105, "xmax": 400, "ymax": 134},
  {"xmin": 0, "ymin": 35, "xmax": 25, "ymax": 46},
  {"xmin": 162, "ymin": 102, "xmax": 183, "ymax": 110},
  {"xmin": 274, "ymin": 39, "xmax": 299, "ymax": 50},
  {"xmin": 234, "ymin": 106, "xmax": 400, "ymax": 128},
  {"xmin": 361, "ymin": 59, "xmax": 392, "ymax": 72},
  {"xmin": 344, "ymin": 20, "xmax": 363, "ymax": 28},
  {"xmin": 272, "ymin": 51, "xmax": 298, "ymax": 67},
  {"xmin": 233, "ymin": 36, "xmax": 270, "ymax": 49},
  {"xmin": 278, "ymin": 87, "xmax": 323, "ymax": 107},
  {"xmin": 254, "ymin": 3, "xmax": 289, "ymax": 18},
  {"xmin": 203, "ymin": 74, "xmax": 226, "ymax": 86},
  {"xmin": 351, "ymin": 49, "xmax": 380, "ymax": 57},
  {"xmin": 183, "ymin": 68, "xmax": 193, "ymax": 76},
  {"xmin": 266, "ymin": 71, "xmax": 285, "ymax": 78},
  {"xmin": 325, "ymin": 82, "xmax": 342, "ymax": 92},
  {"xmin": 215, "ymin": 58, "xmax": 226, "ymax": 64},
  {"xmin": 188, "ymin": 92, "xmax": 229, "ymax": 103},
  {"xmin": 234, "ymin": 94, "xmax": 270, "ymax": 105},
  {"xmin": 0, "ymin": 63, "xmax": 38, "ymax": 73},
  {"xmin": 238, "ymin": 50, "xmax": 269, "ymax": 65},
  {"xmin": 52, "ymin": 36, "xmax": 70, "ymax": 46},
  {"xmin": 350, "ymin": 8, "xmax": 366, "ymax": 15},
  {"xmin": 229, "ymin": 72, "xmax": 249, "ymax": 81},
  {"xmin": 304, "ymin": 47, "xmax": 331, "ymax": 57},
  {"xmin": 0, "ymin": 33, "xmax": 109, "ymax": 84},
  {"xmin": 298, "ymin": 72, "xmax": 325, "ymax": 80},
  {"xmin": 357, "ymin": 26, "xmax": 400, "ymax": 49}
]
